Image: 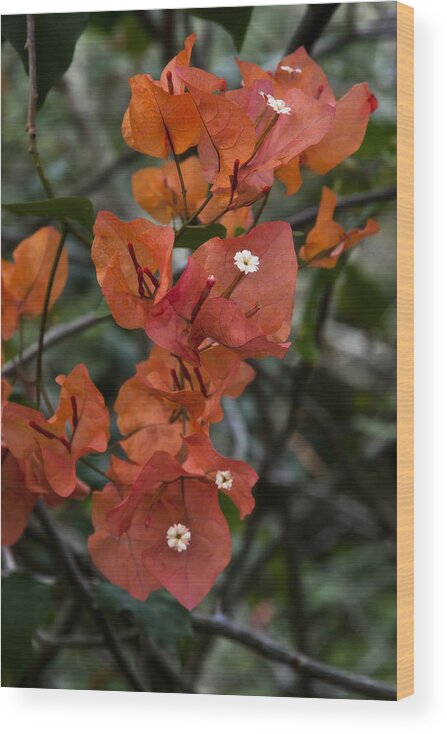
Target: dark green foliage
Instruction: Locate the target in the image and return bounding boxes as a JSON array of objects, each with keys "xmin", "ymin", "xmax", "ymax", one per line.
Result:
[
  {"xmin": 2, "ymin": 13, "xmax": 87, "ymax": 108},
  {"xmin": 188, "ymin": 7, "xmax": 253, "ymax": 50},
  {"xmin": 95, "ymin": 582, "xmax": 192, "ymax": 650},
  {"xmin": 1, "ymin": 572, "xmax": 52, "ymax": 685},
  {"xmin": 2, "ymin": 196, "xmax": 94, "ymax": 234}
]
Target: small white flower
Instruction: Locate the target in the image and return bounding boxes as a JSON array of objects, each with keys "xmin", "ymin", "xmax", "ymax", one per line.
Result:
[
  {"xmin": 215, "ymin": 470, "xmax": 233, "ymax": 491},
  {"xmin": 266, "ymin": 94, "xmax": 292, "ymax": 115},
  {"xmin": 234, "ymin": 249, "xmax": 260, "ymax": 275},
  {"xmin": 259, "ymin": 91, "xmax": 291, "ymax": 115},
  {"xmin": 166, "ymin": 523, "xmax": 191, "ymax": 552},
  {"xmin": 280, "ymin": 65, "xmax": 302, "ymax": 75}
]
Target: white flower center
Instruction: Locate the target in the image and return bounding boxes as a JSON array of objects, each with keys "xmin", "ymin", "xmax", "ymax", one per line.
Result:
[
  {"xmin": 280, "ymin": 65, "xmax": 302, "ymax": 75},
  {"xmin": 234, "ymin": 249, "xmax": 260, "ymax": 275},
  {"xmin": 215, "ymin": 470, "xmax": 233, "ymax": 491},
  {"xmin": 259, "ymin": 91, "xmax": 291, "ymax": 115},
  {"xmin": 166, "ymin": 523, "xmax": 191, "ymax": 552}
]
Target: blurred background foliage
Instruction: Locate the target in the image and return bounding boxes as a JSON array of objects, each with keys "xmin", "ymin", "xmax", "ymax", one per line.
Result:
[{"xmin": 2, "ymin": 2, "xmax": 397, "ymax": 697}]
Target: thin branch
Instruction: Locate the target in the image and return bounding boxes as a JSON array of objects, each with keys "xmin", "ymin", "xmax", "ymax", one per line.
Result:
[
  {"xmin": 289, "ymin": 186, "xmax": 396, "ymax": 231},
  {"xmin": 249, "ymin": 188, "xmax": 271, "ymax": 230},
  {"xmin": 2, "ymin": 312, "xmax": 112, "ymax": 379},
  {"xmin": 191, "ymin": 613, "xmax": 396, "ymax": 700},
  {"xmin": 26, "ymin": 15, "xmax": 54, "ymax": 199},
  {"xmin": 19, "ymin": 598, "xmax": 80, "ymax": 687},
  {"xmin": 33, "ymin": 500, "xmax": 148, "ymax": 692}
]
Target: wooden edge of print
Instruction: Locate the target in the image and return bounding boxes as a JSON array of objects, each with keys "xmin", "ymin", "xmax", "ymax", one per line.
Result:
[{"xmin": 396, "ymin": 1, "xmax": 414, "ymax": 700}]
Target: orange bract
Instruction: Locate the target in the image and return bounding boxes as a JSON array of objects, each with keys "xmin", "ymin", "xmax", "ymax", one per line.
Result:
[
  {"xmin": 300, "ymin": 187, "xmax": 380, "ymax": 268},
  {"xmin": 1, "ymin": 226, "xmax": 68, "ymax": 341},
  {"xmin": 121, "ymin": 34, "xmax": 226, "ymax": 159},
  {"xmin": 132, "ymin": 156, "xmax": 208, "ymax": 224},
  {"xmin": 146, "ymin": 222, "xmax": 296, "ymax": 365},
  {"xmin": 236, "ymin": 46, "xmax": 377, "ymax": 193},
  {"xmin": 114, "ymin": 345, "xmax": 255, "ymax": 463},
  {"xmin": 92, "ymin": 211, "xmax": 174, "ymax": 330},
  {"xmin": 2, "ymin": 364, "xmax": 109, "ymax": 497}
]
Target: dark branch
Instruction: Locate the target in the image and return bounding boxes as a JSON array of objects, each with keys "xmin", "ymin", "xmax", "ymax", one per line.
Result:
[
  {"xmin": 2, "ymin": 312, "xmax": 112, "ymax": 379},
  {"xmin": 34, "ymin": 501, "xmax": 148, "ymax": 692},
  {"xmin": 289, "ymin": 186, "xmax": 396, "ymax": 230},
  {"xmin": 192, "ymin": 613, "xmax": 396, "ymax": 700},
  {"xmin": 286, "ymin": 3, "xmax": 340, "ymax": 54}
]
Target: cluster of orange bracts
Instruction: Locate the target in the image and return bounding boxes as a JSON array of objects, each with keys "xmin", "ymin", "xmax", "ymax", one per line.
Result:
[{"xmin": 1, "ymin": 34, "xmax": 379, "ymax": 609}]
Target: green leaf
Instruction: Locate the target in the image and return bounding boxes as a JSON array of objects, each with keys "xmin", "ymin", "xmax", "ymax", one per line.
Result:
[
  {"xmin": 2, "ymin": 196, "xmax": 94, "ymax": 233},
  {"xmin": 188, "ymin": 7, "xmax": 253, "ymax": 51},
  {"xmin": 2, "ymin": 13, "xmax": 88, "ymax": 109},
  {"xmin": 1, "ymin": 572, "xmax": 51, "ymax": 686},
  {"xmin": 335, "ymin": 263, "xmax": 391, "ymax": 333},
  {"xmin": 95, "ymin": 299, "xmax": 111, "ymax": 318},
  {"xmin": 175, "ymin": 223, "xmax": 226, "ymax": 250},
  {"xmin": 95, "ymin": 582, "xmax": 192, "ymax": 650},
  {"xmin": 295, "ymin": 267, "xmax": 342, "ymax": 363}
]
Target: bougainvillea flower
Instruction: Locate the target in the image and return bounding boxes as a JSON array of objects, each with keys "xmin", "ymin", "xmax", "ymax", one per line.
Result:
[
  {"xmin": 299, "ymin": 187, "xmax": 380, "ymax": 268},
  {"xmin": 141, "ymin": 479, "xmax": 231, "ymax": 609},
  {"xmin": 175, "ymin": 66, "xmax": 258, "ymax": 197},
  {"xmin": 90, "ymin": 457, "xmax": 231, "ymax": 609},
  {"xmin": 146, "ymin": 221, "xmax": 296, "ymax": 364},
  {"xmin": 92, "ymin": 446, "xmax": 237, "ymax": 609},
  {"xmin": 122, "ymin": 34, "xmax": 199, "ymax": 158},
  {"xmin": 183, "ymin": 433, "xmax": 258, "ymax": 518},
  {"xmin": 114, "ymin": 374, "xmax": 183, "ymax": 465},
  {"xmin": 192, "ymin": 221, "xmax": 297, "ymax": 342},
  {"xmin": 1, "ymin": 444, "xmax": 90, "ymax": 547},
  {"xmin": 2, "ymin": 363, "xmax": 109, "ymax": 497},
  {"xmin": 122, "ymin": 35, "xmax": 225, "ymax": 159},
  {"xmin": 303, "ymin": 83, "xmax": 378, "ymax": 175},
  {"xmin": 114, "ymin": 346, "xmax": 255, "ymax": 460},
  {"xmin": 88, "ymin": 456, "xmax": 161, "ymax": 600},
  {"xmin": 181, "ymin": 71, "xmax": 334, "ymax": 209},
  {"xmin": 236, "ymin": 48, "xmax": 377, "ymax": 192},
  {"xmin": 104, "ymin": 451, "xmax": 193, "ymax": 538},
  {"xmin": 2, "ymin": 447, "xmax": 39, "ymax": 546},
  {"xmin": 91, "ymin": 211, "xmax": 174, "ymax": 330},
  {"xmin": 1, "ymin": 226, "xmax": 68, "ymax": 341},
  {"xmin": 132, "ymin": 156, "xmax": 208, "ymax": 224}
]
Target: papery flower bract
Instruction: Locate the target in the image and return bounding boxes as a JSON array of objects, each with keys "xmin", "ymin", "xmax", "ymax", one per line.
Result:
[
  {"xmin": 299, "ymin": 187, "xmax": 380, "ymax": 268},
  {"xmin": 90, "ymin": 449, "xmax": 232, "ymax": 609},
  {"xmin": 237, "ymin": 47, "xmax": 377, "ymax": 193},
  {"xmin": 174, "ymin": 66, "xmax": 258, "ymax": 198},
  {"xmin": 132, "ymin": 156, "xmax": 208, "ymax": 224},
  {"xmin": 303, "ymin": 83, "xmax": 378, "ymax": 175},
  {"xmin": 1, "ymin": 227, "xmax": 68, "ymax": 341},
  {"xmin": 1, "ymin": 446, "xmax": 38, "ymax": 546},
  {"xmin": 212, "ymin": 78, "xmax": 335, "ymax": 208},
  {"xmin": 2, "ymin": 364, "xmax": 109, "ymax": 497},
  {"xmin": 141, "ymin": 479, "xmax": 231, "ymax": 609},
  {"xmin": 122, "ymin": 34, "xmax": 202, "ymax": 158},
  {"xmin": 192, "ymin": 221, "xmax": 297, "ymax": 343},
  {"xmin": 88, "ymin": 455, "xmax": 161, "ymax": 601},
  {"xmin": 1, "ymin": 443, "xmax": 90, "ymax": 547},
  {"xmin": 146, "ymin": 224, "xmax": 296, "ymax": 364},
  {"xmin": 146, "ymin": 222, "xmax": 296, "ymax": 365},
  {"xmin": 183, "ymin": 433, "xmax": 258, "ymax": 518},
  {"xmin": 114, "ymin": 373, "xmax": 183, "ymax": 465},
  {"xmin": 114, "ymin": 345, "xmax": 255, "ymax": 464},
  {"xmin": 91, "ymin": 211, "xmax": 174, "ymax": 330}
]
